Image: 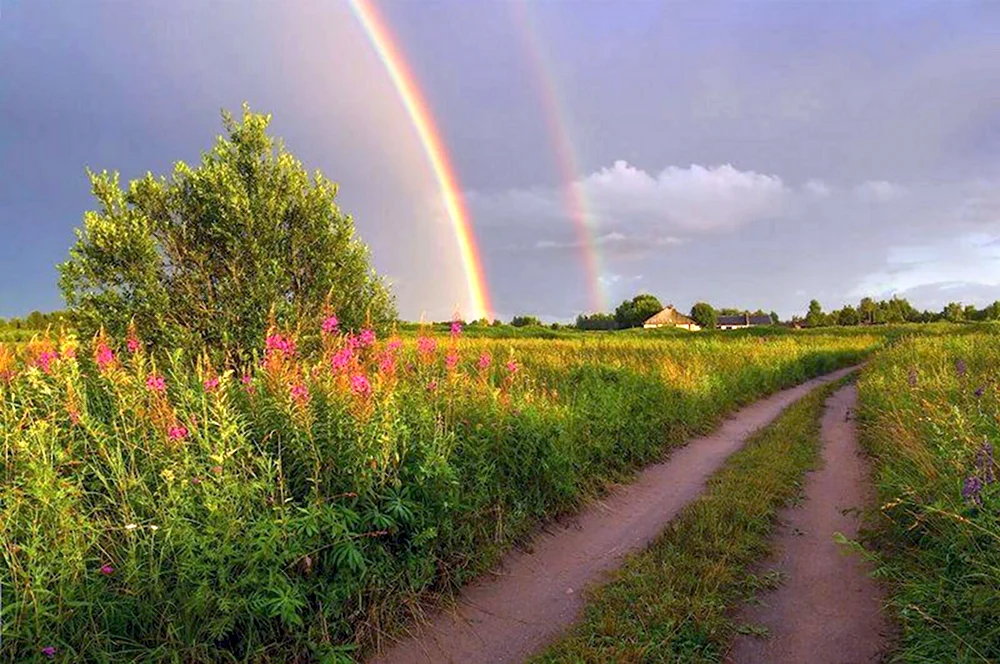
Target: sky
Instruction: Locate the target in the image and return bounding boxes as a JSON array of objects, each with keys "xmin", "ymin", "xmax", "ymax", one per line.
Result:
[{"xmin": 2, "ymin": 1, "xmax": 1000, "ymax": 322}]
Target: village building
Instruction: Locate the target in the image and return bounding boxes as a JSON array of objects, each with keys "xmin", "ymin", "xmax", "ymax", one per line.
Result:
[
  {"xmin": 716, "ymin": 313, "xmax": 774, "ymax": 330},
  {"xmin": 643, "ymin": 305, "xmax": 701, "ymax": 331}
]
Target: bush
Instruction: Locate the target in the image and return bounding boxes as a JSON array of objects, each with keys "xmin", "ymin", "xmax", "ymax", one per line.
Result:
[{"xmin": 59, "ymin": 105, "xmax": 395, "ymax": 359}]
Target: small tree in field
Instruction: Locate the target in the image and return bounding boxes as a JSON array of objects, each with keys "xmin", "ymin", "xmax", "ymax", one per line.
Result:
[
  {"xmin": 59, "ymin": 105, "xmax": 395, "ymax": 356},
  {"xmin": 689, "ymin": 302, "xmax": 717, "ymax": 329},
  {"xmin": 614, "ymin": 294, "xmax": 664, "ymax": 329}
]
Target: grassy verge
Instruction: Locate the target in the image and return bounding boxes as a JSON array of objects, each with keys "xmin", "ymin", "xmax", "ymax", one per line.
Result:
[
  {"xmin": 535, "ymin": 377, "xmax": 849, "ymax": 663},
  {"xmin": 856, "ymin": 333, "xmax": 1000, "ymax": 663}
]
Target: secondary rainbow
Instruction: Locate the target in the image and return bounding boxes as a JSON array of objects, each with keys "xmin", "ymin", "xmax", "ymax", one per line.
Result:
[
  {"xmin": 513, "ymin": 1, "xmax": 608, "ymax": 312},
  {"xmin": 348, "ymin": 0, "xmax": 493, "ymax": 320}
]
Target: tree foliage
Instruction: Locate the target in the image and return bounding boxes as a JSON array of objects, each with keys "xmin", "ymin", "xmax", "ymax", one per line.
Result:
[
  {"xmin": 689, "ymin": 302, "xmax": 717, "ymax": 329},
  {"xmin": 575, "ymin": 312, "xmax": 618, "ymax": 330},
  {"xmin": 59, "ymin": 105, "xmax": 395, "ymax": 356},
  {"xmin": 614, "ymin": 294, "xmax": 664, "ymax": 329},
  {"xmin": 510, "ymin": 315, "xmax": 542, "ymax": 327}
]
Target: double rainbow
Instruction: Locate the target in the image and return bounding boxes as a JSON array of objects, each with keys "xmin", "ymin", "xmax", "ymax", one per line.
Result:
[{"xmin": 350, "ymin": 0, "xmax": 609, "ymax": 318}]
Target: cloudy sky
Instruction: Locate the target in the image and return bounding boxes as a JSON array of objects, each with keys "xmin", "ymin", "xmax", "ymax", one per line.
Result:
[{"xmin": 3, "ymin": 1, "xmax": 1000, "ymax": 321}]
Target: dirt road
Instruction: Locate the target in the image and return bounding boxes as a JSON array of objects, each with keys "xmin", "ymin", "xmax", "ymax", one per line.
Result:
[
  {"xmin": 371, "ymin": 366, "xmax": 859, "ymax": 664},
  {"xmin": 727, "ymin": 384, "xmax": 892, "ymax": 664}
]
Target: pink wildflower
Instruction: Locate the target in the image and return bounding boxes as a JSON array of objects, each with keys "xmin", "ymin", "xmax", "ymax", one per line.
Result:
[
  {"xmin": 203, "ymin": 376, "xmax": 220, "ymax": 392},
  {"xmin": 359, "ymin": 328, "xmax": 376, "ymax": 347},
  {"xmin": 445, "ymin": 351, "xmax": 459, "ymax": 371},
  {"xmin": 330, "ymin": 347, "xmax": 353, "ymax": 372},
  {"xmin": 478, "ymin": 352, "xmax": 492, "ymax": 370},
  {"xmin": 167, "ymin": 425, "xmax": 188, "ymax": 441},
  {"xmin": 62, "ymin": 345, "xmax": 76, "ymax": 360},
  {"xmin": 321, "ymin": 314, "xmax": 340, "ymax": 335},
  {"xmin": 35, "ymin": 350, "xmax": 58, "ymax": 373},
  {"xmin": 290, "ymin": 383, "xmax": 309, "ymax": 403},
  {"xmin": 417, "ymin": 336, "xmax": 437, "ymax": 356},
  {"xmin": 99, "ymin": 564, "xmax": 114, "ymax": 576},
  {"xmin": 42, "ymin": 646, "xmax": 57, "ymax": 658},
  {"xmin": 126, "ymin": 336, "xmax": 141, "ymax": 353},
  {"xmin": 265, "ymin": 333, "xmax": 296, "ymax": 358},
  {"xmin": 95, "ymin": 343, "xmax": 114, "ymax": 370},
  {"xmin": 387, "ymin": 338, "xmax": 403, "ymax": 352},
  {"xmin": 451, "ymin": 320, "xmax": 463, "ymax": 338},
  {"xmin": 146, "ymin": 374, "xmax": 166, "ymax": 393},
  {"xmin": 379, "ymin": 352, "xmax": 396, "ymax": 374},
  {"xmin": 506, "ymin": 360, "xmax": 519, "ymax": 374},
  {"xmin": 427, "ymin": 379, "xmax": 438, "ymax": 392},
  {"xmin": 350, "ymin": 373, "xmax": 372, "ymax": 397}
]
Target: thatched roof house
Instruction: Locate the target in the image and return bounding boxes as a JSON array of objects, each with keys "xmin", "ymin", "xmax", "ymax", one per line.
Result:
[{"xmin": 643, "ymin": 305, "xmax": 701, "ymax": 331}]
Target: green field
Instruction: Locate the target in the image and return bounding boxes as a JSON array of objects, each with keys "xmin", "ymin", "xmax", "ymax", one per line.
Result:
[
  {"xmin": 1, "ymin": 326, "xmax": 873, "ymax": 661},
  {"xmin": 2, "ymin": 323, "xmax": 998, "ymax": 661}
]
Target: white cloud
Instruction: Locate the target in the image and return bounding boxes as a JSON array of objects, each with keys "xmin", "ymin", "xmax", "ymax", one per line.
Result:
[
  {"xmin": 580, "ymin": 161, "xmax": 791, "ymax": 231},
  {"xmin": 854, "ymin": 180, "xmax": 906, "ymax": 203},
  {"xmin": 851, "ymin": 232, "xmax": 1000, "ymax": 298},
  {"xmin": 804, "ymin": 179, "xmax": 832, "ymax": 197}
]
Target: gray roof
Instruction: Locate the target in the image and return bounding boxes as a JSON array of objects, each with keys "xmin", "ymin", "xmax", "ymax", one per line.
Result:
[{"xmin": 717, "ymin": 314, "xmax": 772, "ymax": 326}]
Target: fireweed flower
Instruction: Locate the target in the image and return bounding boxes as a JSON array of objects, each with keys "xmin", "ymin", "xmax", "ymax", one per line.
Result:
[
  {"xmin": 203, "ymin": 376, "xmax": 220, "ymax": 392},
  {"xmin": 350, "ymin": 373, "xmax": 372, "ymax": 397},
  {"xmin": 290, "ymin": 383, "xmax": 309, "ymax": 403},
  {"xmin": 99, "ymin": 564, "xmax": 114, "ymax": 576},
  {"xmin": 506, "ymin": 360, "xmax": 519, "ymax": 374},
  {"xmin": 331, "ymin": 347, "xmax": 353, "ymax": 372},
  {"xmin": 387, "ymin": 338, "xmax": 403, "ymax": 352},
  {"xmin": 445, "ymin": 351, "xmax": 459, "ymax": 371},
  {"xmin": 42, "ymin": 646, "xmax": 57, "ymax": 658},
  {"xmin": 427, "ymin": 379, "xmax": 438, "ymax": 392},
  {"xmin": 167, "ymin": 425, "xmax": 188, "ymax": 441},
  {"xmin": 417, "ymin": 336, "xmax": 437, "ymax": 356},
  {"xmin": 451, "ymin": 320, "xmax": 463, "ymax": 338},
  {"xmin": 378, "ymin": 352, "xmax": 396, "ymax": 374},
  {"xmin": 145, "ymin": 374, "xmax": 167, "ymax": 393},
  {"xmin": 478, "ymin": 352, "xmax": 492, "ymax": 370},
  {"xmin": 35, "ymin": 350, "xmax": 58, "ymax": 373},
  {"xmin": 359, "ymin": 328, "xmax": 376, "ymax": 347},
  {"xmin": 95, "ymin": 343, "xmax": 115, "ymax": 370},
  {"xmin": 265, "ymin": 333, "xmax": 296, "ymax": 358},
  {"xmin": 127, "ymin": 336, "xmax": 141, "ymax": 353},
  {"xmin": 321, "ymin": 314, "xmax": 340, "ymax": 335}
]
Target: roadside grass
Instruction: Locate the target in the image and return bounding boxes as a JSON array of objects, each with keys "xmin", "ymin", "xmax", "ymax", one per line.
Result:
[
  {"xmin": 535, "ymin": 378, "xmax": 849, "ymax": 663},
  {"xmin": 856, "ymin": 333, "xmax": 1000, "ymax": 663}
]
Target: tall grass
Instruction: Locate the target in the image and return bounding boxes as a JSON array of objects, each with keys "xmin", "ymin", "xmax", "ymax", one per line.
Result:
[
  {"xmin": 1, "ymin": 326, "xmax": 874, "ymax": 661},
  {"xmin": 857, "ymin": 333, "xmax": 1000, "ymax": 662}
]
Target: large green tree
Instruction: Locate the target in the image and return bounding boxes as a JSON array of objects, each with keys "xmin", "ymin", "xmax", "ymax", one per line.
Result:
[
  {"xmin": 615, "ymin": 294, "xmax": 664, "ymax": 329},
  {"xmin": 59, "ymin": 105, "xmax": 395, "ymax": 355},
  {"xmin": 805, "ymin": 299, "xmax": 825, "ymax": 327}
]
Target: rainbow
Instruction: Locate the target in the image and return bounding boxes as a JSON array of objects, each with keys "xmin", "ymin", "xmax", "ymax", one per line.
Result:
[
  {"xmin": 348, "ymin": 0, "xmax": 493, "ymax": 320},
  {"xmin": 513, "ymin": 1, "xmax": 608, "ymax": 312}
]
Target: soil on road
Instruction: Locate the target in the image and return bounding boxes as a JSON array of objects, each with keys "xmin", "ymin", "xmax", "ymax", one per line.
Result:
[
  {"xmin": 371, "ymin": 366, "xmax": 859, "ymax": 664},
  {"xmin": 727, "ymin": 383, "xmax": 892, "ymax": 664}
]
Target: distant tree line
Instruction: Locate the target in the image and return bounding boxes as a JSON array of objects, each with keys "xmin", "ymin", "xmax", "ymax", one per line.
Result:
[
  {"xmin": 0, "ymin": 310, "xmax": 68, "ymax": 331},
  {"xmin": 797, "ymin": 297, "xmax": 1000, "ymax": 327}
]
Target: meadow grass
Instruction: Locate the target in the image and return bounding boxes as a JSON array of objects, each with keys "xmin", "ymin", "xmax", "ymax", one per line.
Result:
[
  {"xmin": 0, "ymin": 327, "xmax": 874, "ymax": 661},
  {"xmin": 534, "ymin": 376, "xmax": 847, "ymax": 663},
  {"xmin": 857, "ymin": 332, "xmax": 1000, "ymax": 663}
]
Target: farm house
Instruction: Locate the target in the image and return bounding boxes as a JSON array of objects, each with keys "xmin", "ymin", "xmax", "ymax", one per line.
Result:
[{"xmin": 643, "ymin": 305, "xmax": 701, "ymax": 331}]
